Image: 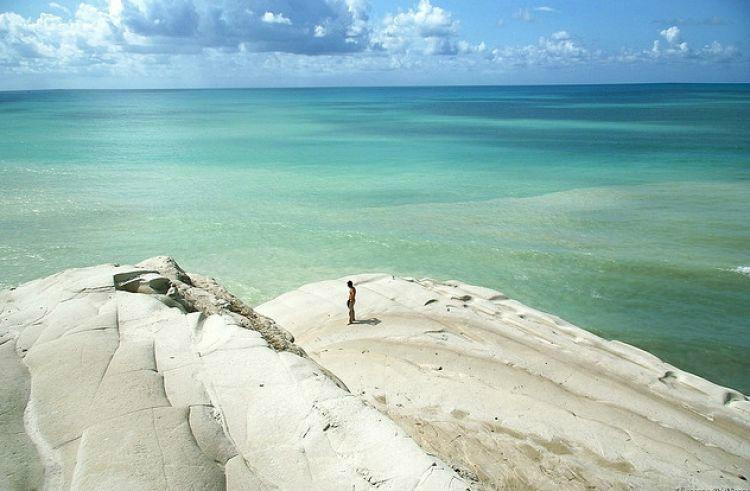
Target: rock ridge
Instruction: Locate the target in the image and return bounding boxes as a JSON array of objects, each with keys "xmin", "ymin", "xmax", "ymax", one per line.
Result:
[{"xmin": 0, "ymin": 258, "xmax": 466, "ymax": 490}]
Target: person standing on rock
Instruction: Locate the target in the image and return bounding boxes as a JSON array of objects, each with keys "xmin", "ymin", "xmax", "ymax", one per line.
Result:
[{"xmin": 347, "ymin": 280, "xmax": 356, "ymax": 325}]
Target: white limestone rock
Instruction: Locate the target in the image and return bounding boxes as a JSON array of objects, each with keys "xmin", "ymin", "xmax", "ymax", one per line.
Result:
[
  {"xmin": 257, "ymin": 273, "xmax": 750, "ymax": 490},
  {"xmin": 0, "ymin": 340, "xmax": 44, "ymax": 490},
  {"xmin": 0, "ymin": 260, "xmax": 466, "ymax": 490}
]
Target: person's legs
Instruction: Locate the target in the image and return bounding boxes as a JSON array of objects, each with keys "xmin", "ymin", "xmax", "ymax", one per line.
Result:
[{"xmin": 348, "ymin": 301, "xmax": 355, "ymax": 324}]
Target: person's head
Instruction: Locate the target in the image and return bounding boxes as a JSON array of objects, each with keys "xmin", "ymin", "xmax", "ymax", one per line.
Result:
[{"xmin": 347, "ymin": 280, "xmax": 353, "ymax": 288}]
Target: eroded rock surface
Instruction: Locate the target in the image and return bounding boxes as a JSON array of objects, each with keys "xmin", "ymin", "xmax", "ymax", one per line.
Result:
[
  {"xmin": 0, "ymin": 259, "xmax": 465, "ymax": 490},
  {"xmin": 257, "ymin": 274, "xmax": 750, "ymax": 490}
]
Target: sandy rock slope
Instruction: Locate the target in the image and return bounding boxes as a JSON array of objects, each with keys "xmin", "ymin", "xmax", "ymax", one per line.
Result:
[{"xmin": 257, "ymin": 273, "xmax": 750, "ymax": 490}]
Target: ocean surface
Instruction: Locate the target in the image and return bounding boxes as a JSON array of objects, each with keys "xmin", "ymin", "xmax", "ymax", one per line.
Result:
[{"xmin": 1, "ymin": 84, "xmax": 748, "ymax": 393}]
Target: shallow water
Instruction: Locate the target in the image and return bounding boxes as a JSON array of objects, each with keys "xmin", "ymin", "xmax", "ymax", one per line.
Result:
[{"xmin": 1, "ymin": 84, "xmax": 748, "ymax": 392}]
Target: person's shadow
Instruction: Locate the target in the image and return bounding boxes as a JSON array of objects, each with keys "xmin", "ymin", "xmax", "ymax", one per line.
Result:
[{"xmin": 354, "ymin": 318, "xmax": 381, "ymax": 326}]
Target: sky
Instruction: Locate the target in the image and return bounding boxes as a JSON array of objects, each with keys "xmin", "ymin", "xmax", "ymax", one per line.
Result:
[{"xmin": 0, "ymin": 0, "xmax": 748, "ymax": 89}]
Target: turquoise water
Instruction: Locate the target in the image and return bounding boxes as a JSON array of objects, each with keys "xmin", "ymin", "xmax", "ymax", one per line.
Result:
[{"xmin": 1, "ymin": 84, "xmax": 748, "ymax": 393}]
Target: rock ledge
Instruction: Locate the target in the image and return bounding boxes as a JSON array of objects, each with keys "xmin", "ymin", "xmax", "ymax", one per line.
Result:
[{"xmin": 0, "ymin": 258, "xmax": 465, "ymax": 490}]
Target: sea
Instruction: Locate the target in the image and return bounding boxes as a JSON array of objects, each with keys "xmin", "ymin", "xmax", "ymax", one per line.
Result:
[{"xmin": 1, "ymin": 84, "xmax": 748, "ymax": 393}]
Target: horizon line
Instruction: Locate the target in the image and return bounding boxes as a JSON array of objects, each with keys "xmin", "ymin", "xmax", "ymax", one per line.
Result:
[{"xmin": 2, "ymin": 81, "xmax": 750, "ymax": 93}]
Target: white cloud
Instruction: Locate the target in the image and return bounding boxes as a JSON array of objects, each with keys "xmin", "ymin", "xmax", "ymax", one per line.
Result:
[
  {"xmin": 0, "ymin": 0, "xmax": 378, "ymax": 82},
  {"xmin": 458, "ymin": 40, "xmax": 485, "ymax": 54},
  {"xmin": 700, "ymin": 40, "xmax": 739, "ymax": 60},
  {"xmin": 0, "ymin": 4, "xmax": 122, "ymax": 68},
  {"xmin": 491, "ymin": 30, "xmax": 588, "ymax": 67},
  {"xmin": 110, "ymin": 0, "xmax": 370, "ymax": 54},
  {"xmin": 653, "ymin": 16, "xmax": 728, "ymax": 27},
  {"xmin": 392, "ymin": 0, "xmax": 457, "ymax": 38},
  {"xmin": 647, "ymin": 26, "xmax": 688, "ymax": 58},
  {"xmin": 650, "ymin": 38, "xmax": 688, "ymax": 57},
  {"xmin": 513, "ymin": 6, "xmax": 557, "ymax": 23},
  {"xmin": 0, "ymin": 0, "xmax": 745, "ymax": 87},
  {"xmin": 373, "ymin": 0, "xmax": 482, "ymax": 56},
  {"xmin": 619, "ymin": 26, "xmax": 740, "ymax": 64},
  {"xmin": 262, "ymin": 12, "xmax": 292, "ymax": 25},
  {"xmin": 344, "ymin": 0, "xmax": 369, "ymax": 39},
  {"xmin": 537, "ymin": 31, "xmax": 586, "ymax": 60},
  {"xmin": 48, "ymin": 2, "xmax": 71, "ymax": 15},
  {"xmin": 659, "ymin": 26, "xmax": 680, "ymax": 44},
  {"xmin": 109, "ymin": 0, "xmax": 123, "ymax": 18},
  {"xmin": 513, "ymin": 8, "xmax": 533, "ymax": 22}
]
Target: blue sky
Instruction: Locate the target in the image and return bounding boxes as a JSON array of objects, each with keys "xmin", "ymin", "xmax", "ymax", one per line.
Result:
[{"xmin": 0, "ymin": 0, "xmax": 748, "ymax": 89}]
